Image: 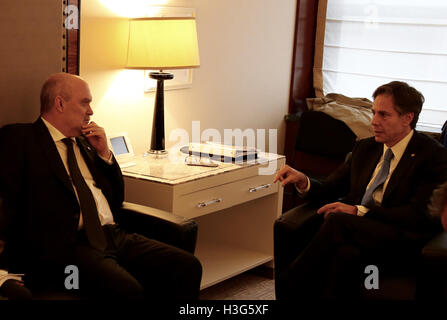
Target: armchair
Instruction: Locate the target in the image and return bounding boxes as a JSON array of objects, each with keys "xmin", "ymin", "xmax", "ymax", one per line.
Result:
[
  {"xmin": 274, "ymin": 202, "xmax": 447, "ymax": 300},
  {"xmin": 282, "ymin": 111, "xmax": 356, "ymax": 212},
  {"xmin": 278, "ymin": 109, "xmax": 447, "ymax": 300},
  {"xmin": 0, "ymin": 199, "xmax": 198, "ymax": 300}
]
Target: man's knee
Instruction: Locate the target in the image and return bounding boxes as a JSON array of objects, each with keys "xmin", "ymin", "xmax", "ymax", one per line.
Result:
[
  {"xmin": 178, "ymin": 252, "xmax": 202, "ymax": 281},
  {"xmin": 334, "ymin": 245, "xmax": 361, "ymax": 262},
  {"xmin": 325, "ymin": 212, "xmax": 351, "ymax": 222},
  {"xmin": 161, "ymin": 252, "xmax": 202, "ymax": 300},
  {"xmin": 190, "ymin": 255, "xmax": 202, "ymax": 277},
  {"xmin": 79, "ymin": 267, "xmax": 145, "ymax": 299},
  {"xmin": 323, "ymin": 212, "xmax": 360, "ymax": 229}
]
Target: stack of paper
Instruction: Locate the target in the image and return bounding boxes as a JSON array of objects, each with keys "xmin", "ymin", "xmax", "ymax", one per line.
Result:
[{"xmin": 188, "ymin": 142, "xmax": 257, "ymax": 161}]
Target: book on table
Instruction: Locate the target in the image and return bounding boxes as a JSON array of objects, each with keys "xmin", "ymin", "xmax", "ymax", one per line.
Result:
[
  {"xmin": 188, "ymin": 142, "xmax": 258, "ymax": 161},
  {"xmin": 0, "ymin": 270, "xmax": 24, "ymax": 287}
]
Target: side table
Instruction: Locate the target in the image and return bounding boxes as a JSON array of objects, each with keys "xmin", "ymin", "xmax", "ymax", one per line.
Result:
[{"xmin": 122, "ymin": 152, "xmax": 285, "ymax": 289}]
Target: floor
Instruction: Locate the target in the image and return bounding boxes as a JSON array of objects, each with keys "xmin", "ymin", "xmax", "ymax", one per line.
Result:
[{"xmin": 199, "ymin": 268, "xmax": 275, "ymax": 300}]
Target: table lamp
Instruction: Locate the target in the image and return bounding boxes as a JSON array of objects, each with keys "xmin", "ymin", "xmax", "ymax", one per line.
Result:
[{"xmin": 126, "ymin": 17, "xmax": 200, "ymax": 156}]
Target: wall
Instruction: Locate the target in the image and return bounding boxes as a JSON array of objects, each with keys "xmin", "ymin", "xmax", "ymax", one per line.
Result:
[
  {"xmin": 0, "ymin": 0, "xmax": 64, "ymax": 126},
  {"xmin": 80, "ymin": 0, "xmax": 296, "ymax": 155}
]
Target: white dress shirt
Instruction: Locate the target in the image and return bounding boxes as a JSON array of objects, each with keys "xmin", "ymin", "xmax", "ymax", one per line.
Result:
[
  {"xmin": 41, "ymin": 117, "xmax": 115, "ymax": 228},
  {"xmin": 356, "ymin": 130, "xmax": 414, "ymax": 216}
]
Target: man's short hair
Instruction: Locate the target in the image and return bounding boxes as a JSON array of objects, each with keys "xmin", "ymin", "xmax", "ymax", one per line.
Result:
[
  {"xmin": 40, "ymin": 76, "xmax": 72, "ymax": 114},
  {"xmin": 372, "ymin": 81, "xmax": 424, "ymax": 129}
]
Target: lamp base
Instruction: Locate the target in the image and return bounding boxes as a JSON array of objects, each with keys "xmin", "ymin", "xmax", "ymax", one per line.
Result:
[
  {"xmin": 144, "ymin": 149, "xmax": 168, "ymax": 158},
  {"xmin": 146, "ymin": 71, "xmax": 173, "ymax": 159}
]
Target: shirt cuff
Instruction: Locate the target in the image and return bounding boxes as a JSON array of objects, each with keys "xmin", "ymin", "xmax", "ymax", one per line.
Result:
[
  {"xmin": 99, "ymin": 151, "xmax": 114, "ymax": 165},
  {"xmin": 356, "ymin": 205, "xmax": 369, "ymax": 217},
  {"xmin": 295, "ymin": 176, "xmax": 311, "ymax": 194}
]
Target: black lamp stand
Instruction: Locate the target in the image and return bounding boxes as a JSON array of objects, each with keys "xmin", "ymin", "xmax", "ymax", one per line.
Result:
[{"xmin": 145, "ymin": 71, "xmax": 174, "ymax": 156}]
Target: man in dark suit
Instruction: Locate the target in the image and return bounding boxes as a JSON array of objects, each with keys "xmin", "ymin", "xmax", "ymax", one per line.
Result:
[
  {"xmin": 274, "ymin": 81, "xmax": 447, "ymax": 299},
  {"xmin": 0, "ymin": 73, "xmax": 202, "ymax": 299}
]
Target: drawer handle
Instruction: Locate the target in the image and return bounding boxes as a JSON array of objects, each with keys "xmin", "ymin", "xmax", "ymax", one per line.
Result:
[
  {"xmin": 249, "ymin": 183, "xmax": 272, "ymax": 193},
  {"xmin": 197, "ymin": 198, "xmax": 222, "ymax": 208}
]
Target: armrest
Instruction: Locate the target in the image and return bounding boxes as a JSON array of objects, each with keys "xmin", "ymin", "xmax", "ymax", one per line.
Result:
[
  {"xmin": 274, "ymin": 202, "xmax": 323, "ymax": 275},
  {"xmin": 422, "ymin": 232, "xmax": 447, "ymax": 262},
  {"xmin": 274, "ymin": 202, "xmax": 323, "ymax": 299},
  {"xmin": 118, "ymin": 202, "xmax": 197, "ymax": 254},
  {"xmin": 417, "ymin": 232, "xmax": 447, "ymax": 299}
]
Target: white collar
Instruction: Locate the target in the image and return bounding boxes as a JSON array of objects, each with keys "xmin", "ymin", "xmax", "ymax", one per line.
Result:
[
  {"xmin": 383, "ymin": 130, "xmax": 414, "ymax": 163},
  {"xmin": 41, "ymin": 117, "xmax": 72, "ymax": 143}
]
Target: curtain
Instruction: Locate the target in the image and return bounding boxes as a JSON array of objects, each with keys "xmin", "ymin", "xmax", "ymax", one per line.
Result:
[
  {"xmin": 313, "ymin": 0, "xmax": 327, "ymax": 98},
  {"xmin": 283, "ymin": 0, "xmax": 320, "ymax": 212},
  {"xmin": 288, "ymin": 0, "xmax": 319, "ymax": 114},
  {"xmin": 314, "ymin": 0, "xmax": 447, "ymax": 131}
]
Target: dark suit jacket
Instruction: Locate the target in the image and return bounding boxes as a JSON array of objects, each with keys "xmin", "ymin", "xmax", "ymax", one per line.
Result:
[
  {"xmin": 307, "ymin": 131, "xmax": 447, "ymax": 236},
  {"xmin": 0, "ymin": 118, "xmax": 124, "ymax": 274}
]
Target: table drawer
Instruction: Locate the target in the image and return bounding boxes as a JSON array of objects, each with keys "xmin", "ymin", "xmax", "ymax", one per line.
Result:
[{"xmin": 174, "ymin": 173, "xmax": 278, "ymax": 218}]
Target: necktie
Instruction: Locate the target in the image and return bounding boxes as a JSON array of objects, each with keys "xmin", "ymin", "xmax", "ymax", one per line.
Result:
[
  {"xmin": 62, "ymin": 138, "xmax": 107, "ymax": 251},
  {"xmin": 361, "ymin": 148, "xmax": 394, "ymax": 208}
]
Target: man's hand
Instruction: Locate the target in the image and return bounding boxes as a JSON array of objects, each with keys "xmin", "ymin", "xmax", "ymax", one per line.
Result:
[
  {"xmin": 274, "ymin": 165, "xmax": 308, "ymax": 190},
  {"xmin": 317, "ymin": 202, "xmax": 358, "ymax": 219},
  {"xmin": 81, "ymin": 121, "xmax": 112, "ymax": 159}
]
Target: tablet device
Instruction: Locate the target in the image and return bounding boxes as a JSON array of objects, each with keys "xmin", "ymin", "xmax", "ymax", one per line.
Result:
[{"xmin": 108, "ymin": 133, "xmax": 136, "ymax": 167}]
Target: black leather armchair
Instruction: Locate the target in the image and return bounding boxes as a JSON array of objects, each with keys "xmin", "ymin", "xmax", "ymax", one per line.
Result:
[
  {"xmin": 0, "ymin": 199, "xmax": 198, "ymax": 300},
  {"xmin": 274, "ymin": 202, "xmax": 447, "ymax": 300},
  {"xmin": 283, "ymin": 111, "xmax": 356, "ymax": 212},
  {"xmin": 277, "ymin": 109, "xmax": 447, "ymax": 300}
]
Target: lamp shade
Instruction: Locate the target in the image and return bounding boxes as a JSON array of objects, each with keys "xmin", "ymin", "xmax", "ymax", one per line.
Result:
[{"xmin": 126, "ymin": 17, "xmax": 200, "ymax": 70}]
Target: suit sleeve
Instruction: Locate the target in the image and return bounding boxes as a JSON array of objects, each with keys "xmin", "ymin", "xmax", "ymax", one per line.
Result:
[
  {"xmin": 94, "ymin": 153, "xmax": 124, "ymax": 212},
  {"xmin": 77, "ymin": 135, "xmax": 125, "ymax": 213},
  {"xmin": 305, "ymin": 143, "xmax": 358, "ymax": 205},
  {"xmin": 0, "ymin": 125, "xmax": 27, "ymax": 243},
  {"xmin": 0, "ymin": 125, "xmax": 29, "ymax": 272}
]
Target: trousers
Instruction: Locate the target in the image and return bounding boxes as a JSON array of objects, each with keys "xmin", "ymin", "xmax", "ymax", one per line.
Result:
[
  {"xmin": 71, "ymin": 224, "xmax": 202, "ymax": 300},
  {"xmin": 279, "ymin": 212, "xmax": 427, "ymax": 299}
]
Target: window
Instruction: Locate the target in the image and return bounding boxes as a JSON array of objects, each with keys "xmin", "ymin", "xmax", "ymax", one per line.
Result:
[{"xmin": 316, "ymin": 0, "xmax": 447, "ymax": 131}]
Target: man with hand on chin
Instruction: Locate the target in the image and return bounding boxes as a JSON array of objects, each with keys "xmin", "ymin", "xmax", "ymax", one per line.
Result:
[
  {"xmin": 0, "ymin": 73, "xmax": 202, "ymax": 299},
  {"xmin": 274, "ymin": 81, "xmax": 447, "ymax": 299}
]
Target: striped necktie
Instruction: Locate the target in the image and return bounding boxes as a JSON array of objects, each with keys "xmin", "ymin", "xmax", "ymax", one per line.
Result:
[{"xmin": 361, "ymin": 148, "xmax": 394, "ymax": 208}]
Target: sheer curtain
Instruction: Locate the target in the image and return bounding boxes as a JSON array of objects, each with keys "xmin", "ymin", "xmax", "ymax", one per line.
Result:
[{"xmin": 314, "ymin": 0, "xmax": 447, "ymax": 131}]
